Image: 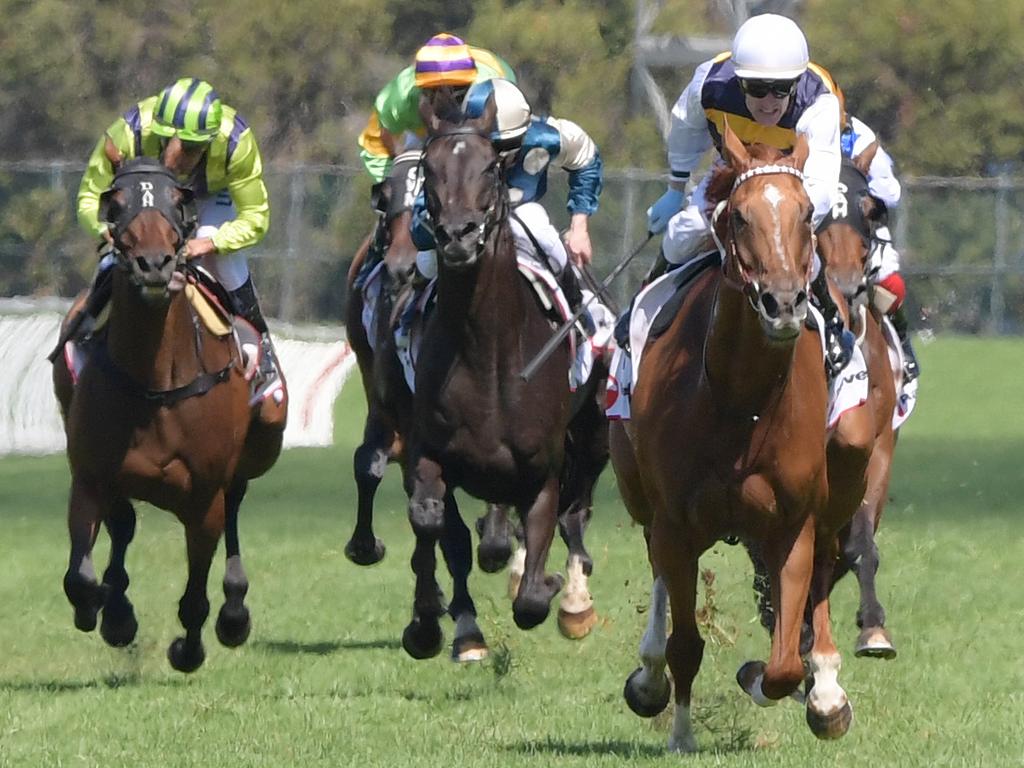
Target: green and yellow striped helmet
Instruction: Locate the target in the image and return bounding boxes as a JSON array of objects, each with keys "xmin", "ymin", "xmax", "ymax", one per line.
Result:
[{"xmin": 151, "ymin": 78, "xmax": 223, "ymax": 143}]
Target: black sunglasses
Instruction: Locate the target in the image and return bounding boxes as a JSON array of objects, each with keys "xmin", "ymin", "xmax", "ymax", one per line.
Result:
[{"xmin": 739, "ymin": 78, "xmax": 798, "ymax": 99}]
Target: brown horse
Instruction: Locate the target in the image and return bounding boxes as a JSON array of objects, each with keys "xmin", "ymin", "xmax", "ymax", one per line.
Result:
[
  {"xmin": 816, "ymin": 145, "xmax": 901, "ymax": 658},
  {"xmin": 395, "ymin": 92, "xmax": 571, "ymax": 661},
  {"xmin": 611, "ymin": 125, "xmax": 855, "ymax": 752},
  {"xmin": 52, "ymin": 153, "xmax": 283, "ymax": 672}
]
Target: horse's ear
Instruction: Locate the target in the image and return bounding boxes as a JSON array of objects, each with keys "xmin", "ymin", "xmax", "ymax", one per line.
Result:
[
  {"xmin": 790, "ymin": 133, "xmax": 810, "ymax": 171},
  {"xmin": 174, "ymin": 185, "xmax": 198, "ymax": 236},
  {"xmin": 474, "ymin": 92, "xmax": 498, "ymax": 135},
  {"xmin": 103, "ymin": 136, "xmax": 124, "ymax": 170},
  {"xmin": 853, "ymin": 140, "xmax": 879, "ymax": 176},
  {"xmin": 98, "ymin": 188, "xmax": 123, "ymax": 228},
  {"xmin": 720, "ymin": 119, "xmax": 750, "ymax": 170}
]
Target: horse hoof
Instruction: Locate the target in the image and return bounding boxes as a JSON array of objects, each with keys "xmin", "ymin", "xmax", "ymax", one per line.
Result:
[
  {"xmin": 215, "ymin": 604, "xmax": 252, "ymax": 648},
  {"xmin": 100, "ymin": 608, "xmax": 138, "ymax": 648},
  {"xmin": 807, "ymin": 698, "xmax": 853, "ymax": 740},
  {"xmin": 451, "ymin": 634, "xmax": 489, "ymax": 664},
  {"xmin": 512, "ymin": 594, "xmax": 553, "ymax": 630},
  {"xmin": 623, "ymin": 667, "xmax": 671, "ymax": 718},
  {"xmin": 402, "ymin": 619, "xmax": 443, "ymax": 660},
  {"xmin": 854, "ymin": 627, "xmax": 896, "ymax": 659},
  {"xmin": 736, "ymin": 660, "xmax": 779, "ymax": 706},
  {"xmin": 73, "ymin": 606, "xmax": 100, "ymax": 633},
  {"xmin": 557, "ymin": 606, "xmax": 598, "ymax": 640},
  {"xmin": 477, "ymin": 539, "xmax": 514, "ymax": 574},
  {"xmin": 344, "ymin": 537, "xmax": 386, "ymax": 566},
  {"xmin": 64, "ymin": 574, "xmax": 105, "ymax": 632},
  {"xmin": 167, "ymin": 637, "xmax": 206, "ymax": 673}
]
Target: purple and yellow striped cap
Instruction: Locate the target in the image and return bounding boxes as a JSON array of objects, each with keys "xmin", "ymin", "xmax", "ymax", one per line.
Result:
[{"xmin": 414, "ymin": 33, "xmax": 477, "ymax": 89}]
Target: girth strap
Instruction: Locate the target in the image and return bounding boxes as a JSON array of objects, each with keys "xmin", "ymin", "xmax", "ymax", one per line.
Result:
[{"xmin": 91, "ymin": 342, "xmax": 234, "ymax": 407}]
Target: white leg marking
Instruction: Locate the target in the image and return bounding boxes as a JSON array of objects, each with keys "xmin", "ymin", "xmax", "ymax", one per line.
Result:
[
  {"xmin": 559, "ymin": 554, "xmax": 593, "ymax": 614},
  {"xmin": 807, "ymin": 651, "xmax": 848, "ymax": 716},
  {"xmin": 668, "ymin": 703, "xmax": 698, "ymax": 753},
  {"xmin": 507, "ymin": 545, "xmax": 526, "ymax": 601}
]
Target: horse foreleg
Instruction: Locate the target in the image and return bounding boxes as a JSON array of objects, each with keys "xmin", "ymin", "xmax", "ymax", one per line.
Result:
[
  {"xmin": 216, "ymin": 478, "xmax": 251, "ymax": 648},
  {"xmin": 439, "ymin": 494, "xmax": 487, "ymax": 663},
  {"xmin": 99, "ymin": 496, "xmax": 138, "ymax": 647},
  {"xmin": 168, "ymin": 497, "xmax": 224, "ymax": 673},
  {"xmin": 741, "ymin": 516, "xmax": 815, "ymax": 703},
  {"xmin": 805, "ymin": 535, "xmax": 854, "ymax": 740},
  {"xmin": 557, "ymin": 491, "xmax": 597, "ymax": 639},
  {"xmin": 409, "ymin": 455, "xmax": 446, "ymax": 539},
  {"xmin": 64, "ymin": 476, "xmax": 106, "ymax": 633},
  {"xmin": 475, "ymin": 503, "xmax": 516, "ymax": 574},
  {"xmin": 512, "ymin": 476, "xmax": 564, "ymax": 630},
  {"xmin": 623, "ymin": 573, "xmax": 672, "ymax": 718},
  {"xmin": 402, "ymin": 533, "xmax": 446, "ymax": 660},
  {"xmin": 345, "ymin": 415, "xmax": 392, "ymax": 565},
  {"xmin": 651, "ymin": 529, "xmax": 703, "ymax": 754}
]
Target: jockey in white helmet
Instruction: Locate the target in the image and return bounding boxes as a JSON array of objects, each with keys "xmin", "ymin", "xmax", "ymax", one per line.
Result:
[{"xmin": 639, "ymin": 13, "xmax": 853, "ymax": 378}]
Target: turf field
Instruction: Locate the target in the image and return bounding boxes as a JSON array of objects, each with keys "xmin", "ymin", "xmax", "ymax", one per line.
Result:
[{"xmin": 0, "ymin": 336, "xmax": 1021, "ymax": 767}]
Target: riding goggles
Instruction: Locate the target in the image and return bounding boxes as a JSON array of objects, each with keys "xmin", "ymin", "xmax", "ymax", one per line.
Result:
[{"xmin": 739, "ymin": 78, "xmax": 798, "ymax": 99}]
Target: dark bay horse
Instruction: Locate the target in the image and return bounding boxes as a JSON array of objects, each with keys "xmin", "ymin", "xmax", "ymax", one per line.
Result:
[
  {"xmin": 816, "ymin": 144, "xmax": 901, "ymax": 658},
  {"xmin": 52, "ymin": 151, "xmax": 283, "ymax": 672},
  {"xmin": 396, "ymin": 93, "xmax": 571, "ymax": 660},
  {"xmin": 610, "ymin": 126, "xmax": 855, "ymax": 751}
]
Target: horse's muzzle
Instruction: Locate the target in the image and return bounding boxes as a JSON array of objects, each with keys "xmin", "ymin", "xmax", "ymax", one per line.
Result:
[
  {"xmin": 756, "ymin": 286, "xmax": 808, "ymax": 342},
  {"xmin": 129, "ymin": 252, "xmax": 178, "ymax": 297},
  {"xmin": 436, "ymin": 221, "xmax": 485, "ymax": 270}
]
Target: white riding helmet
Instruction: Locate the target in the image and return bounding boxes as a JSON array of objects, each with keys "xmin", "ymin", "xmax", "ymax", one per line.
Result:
[
  {"xmin": 463, "ymin": 78, "xmax": 531, "ymax": 145},
  {"xmin": 731, "ymin": 14, "xmax": 809, "ymax": 80}
]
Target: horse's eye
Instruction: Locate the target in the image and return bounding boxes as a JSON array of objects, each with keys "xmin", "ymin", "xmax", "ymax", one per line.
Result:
[{"xmin": 730, "ymin": 209, "xmax": 747, "ymax": 231}]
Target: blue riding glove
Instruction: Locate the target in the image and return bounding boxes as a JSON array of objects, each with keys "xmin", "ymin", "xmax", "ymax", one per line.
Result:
[{"xmin": 646, "ymin": 187, "xmax": 686, "ymax": 234}]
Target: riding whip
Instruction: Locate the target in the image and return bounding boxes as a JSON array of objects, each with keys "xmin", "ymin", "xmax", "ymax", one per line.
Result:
[{"xmin": 520, "ymin": 232, "xmax": 654, "ymax": 382}]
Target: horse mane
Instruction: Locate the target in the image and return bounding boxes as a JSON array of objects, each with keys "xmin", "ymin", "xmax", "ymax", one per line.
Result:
[{"xmin": 705, "ymin": 143, "xmax": 798, "ymax": 208}]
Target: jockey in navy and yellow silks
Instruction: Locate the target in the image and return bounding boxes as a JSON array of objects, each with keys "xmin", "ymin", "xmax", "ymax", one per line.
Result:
[
  {"xmin": 75, "ymin": 78, "xmax": 284, "ymax": 404},
  {"xmin": 638, "ymin": 14, "xmax": 852, "ymax": 379},
  {"xmin": 357, "ymin": 34, "xmax": 516, "ymax": 184}
]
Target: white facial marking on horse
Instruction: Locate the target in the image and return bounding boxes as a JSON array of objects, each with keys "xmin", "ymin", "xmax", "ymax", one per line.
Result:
[
  {"xmin": 762, "ymin": 183, "xmax": 791, "ymax": 274},
  {"xmin": 453, "ymin": 140, "xmax": 466, "ymax": 156}
]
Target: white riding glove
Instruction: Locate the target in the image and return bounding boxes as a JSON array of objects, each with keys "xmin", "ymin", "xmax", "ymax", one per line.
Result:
[{"xmin": 646, "ymin": 187, "xmax": 686, "ymax": 234}]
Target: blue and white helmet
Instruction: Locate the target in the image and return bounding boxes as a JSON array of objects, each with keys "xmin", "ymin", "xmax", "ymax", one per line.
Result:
[{"xmin": 462, "ymin": 78, "xmax": 532, "ymax": 147}]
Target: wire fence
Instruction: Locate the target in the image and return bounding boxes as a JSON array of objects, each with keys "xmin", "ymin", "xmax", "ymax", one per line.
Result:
[{"xmin": 2, "ymin": 160, "xmax": 1022, "ymax": 334}]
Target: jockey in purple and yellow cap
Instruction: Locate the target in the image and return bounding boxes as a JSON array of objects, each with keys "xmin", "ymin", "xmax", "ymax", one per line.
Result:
[{"xmin": 357, "ymin": 33, "xmax": 516, "ymax": 183}]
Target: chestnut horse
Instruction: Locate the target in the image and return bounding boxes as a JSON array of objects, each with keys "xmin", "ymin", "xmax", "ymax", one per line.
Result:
[
  {"xmin": 611, "ymin": 126, "xmax": 855, "ymax": 752},
  {"xmin": 816, "ymin": 146, "xmax": 901, "ymax": 658},
  {"xmin": 52, "ymin": 154, "xmax": 283, "ymax": 672}
]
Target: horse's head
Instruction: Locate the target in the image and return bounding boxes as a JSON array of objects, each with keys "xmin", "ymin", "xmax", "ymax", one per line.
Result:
[
  {"xmin": 817, "ymin": 142, "xmax": 885, "ymax": 306},
  {"xmin": 418, "ymin": 89, "xmax": 505, "ymax": 270},
  {"xmin": 711, "ymin": 123, "xmax": 815, "ymax": 342},
  {"xmin": 99, "ymin": 156, "xmax": 196, "ymax": 300}
]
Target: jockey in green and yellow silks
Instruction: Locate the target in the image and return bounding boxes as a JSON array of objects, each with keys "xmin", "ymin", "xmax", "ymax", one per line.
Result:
[{"xmin": 75, "ymin": 77, "xmax": 283, "ymax": 405}]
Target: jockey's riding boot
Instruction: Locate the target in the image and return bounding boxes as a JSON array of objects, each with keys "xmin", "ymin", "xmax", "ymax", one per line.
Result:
[
  {"xmin": 354, "ymin": 211, "xmax": 389, "ymax": 291},
  {"xmin": 642, "ymin": 248, "xmax": 671, "ymax": 286},
  {"xmin": 229, "ymin": 278, "xmax": 282, "ymax": 400},
  {"xmin": 810, "ymin": 270, "xmax": 855, "ymax": 380},
  {"xmin": 558, "ymin": 265, "xmax": 596, "ymax": 337},
  {"xmin": 889, "ymin": 304, "xmax": 920, "ymax": 382}
]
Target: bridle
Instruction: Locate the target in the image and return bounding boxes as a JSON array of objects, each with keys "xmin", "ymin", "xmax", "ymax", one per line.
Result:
[
  {"xmin": 710, "ymin": 163, "xmax": 815, "ymax": 314},
  {"xmin": 420, "ymin": 127, "xmax": 507, "ymax": 259}
]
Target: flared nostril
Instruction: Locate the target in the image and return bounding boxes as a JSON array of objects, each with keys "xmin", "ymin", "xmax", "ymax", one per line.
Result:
[{"xmin": 760, "ymin": 292, "xmax": 780, "ymax": 319}]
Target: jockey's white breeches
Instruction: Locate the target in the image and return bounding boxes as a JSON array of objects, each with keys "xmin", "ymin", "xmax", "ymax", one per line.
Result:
[
  {"xmin": 869, "ymin": 225, "xmax": 902, "ymax": 280},
  {"xmin": 416, "ymin": 201, "xmax": 568, "ymax": 279},
  {"xmin": 194, "ymin": 191, "xmax": 250, "ymax": 291}
]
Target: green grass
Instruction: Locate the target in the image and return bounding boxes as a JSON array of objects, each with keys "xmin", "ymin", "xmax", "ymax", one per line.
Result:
[{"xmin": 1, "ymin": 335, "xmax": 1022, "ymax": 766}]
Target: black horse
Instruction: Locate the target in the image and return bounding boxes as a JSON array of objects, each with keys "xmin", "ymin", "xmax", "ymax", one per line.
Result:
[{"xmin": 396, "ymin": 91, "xmax": 578, "ymax": 661}]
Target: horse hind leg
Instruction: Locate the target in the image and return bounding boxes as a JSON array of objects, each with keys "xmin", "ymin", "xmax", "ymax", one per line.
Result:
[
  {"xmin": 216, "ymin": 478, "xmax": 251, "ymax": 648},
  {"xmin": 344, "ymin": 417, "xmax": 392, "ymax": 566},
  {"xmin": 402, "ymin": 534, "xmax": 447, "ymax": 660},
  {"xmin": 168, "ymin": 498, "xmax": 224, "ymax": 673},
  {"xmin": 63, "ymin": 476, "xmax": 108, "ymax": 633},
  {"xmin": 99, "ymin": 496, "xmax": 139, "ymax": 647},
  {"xmin": 512, "ymin": 476, "xmax": 565, "ymax": 630},
  {"xmin": 850, "ymin": 484, "xmax": 896, "ymax": 658},
  {"xmin": 475, "ymin": 504, "xmax": 516, "ymax": 574},
  {"xmin": 440, "ymin": 495, "xmax": 488, "ymax": 663},
  {"xmin": 557, "ymin": 501, "xmax": 597, "ymax": 640}
]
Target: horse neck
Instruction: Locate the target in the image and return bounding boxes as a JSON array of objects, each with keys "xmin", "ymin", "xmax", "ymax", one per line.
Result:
[
  {"xmin": 435, "ymin": 224, "xmax": 524, "ymax": 354},
  {"xmin": 704, "ymin": 281, "xmax": 797, "ymax": 414},
  {"xmin": 106, "ymin": 278, "xmax": 198, "ymax": 389}
]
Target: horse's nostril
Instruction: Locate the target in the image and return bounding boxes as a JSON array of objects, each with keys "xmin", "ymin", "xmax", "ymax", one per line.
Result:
[
  {"xmin": 457, "ymin": 222, "xmax": 479, "ymax": 239},
  {"xmin": 760, "ymin": 292, "xmax": 780, "ymax": 319},
  {"xmin": 795, "ymin": 290, "xmax": 808, "ymax": 309}
]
